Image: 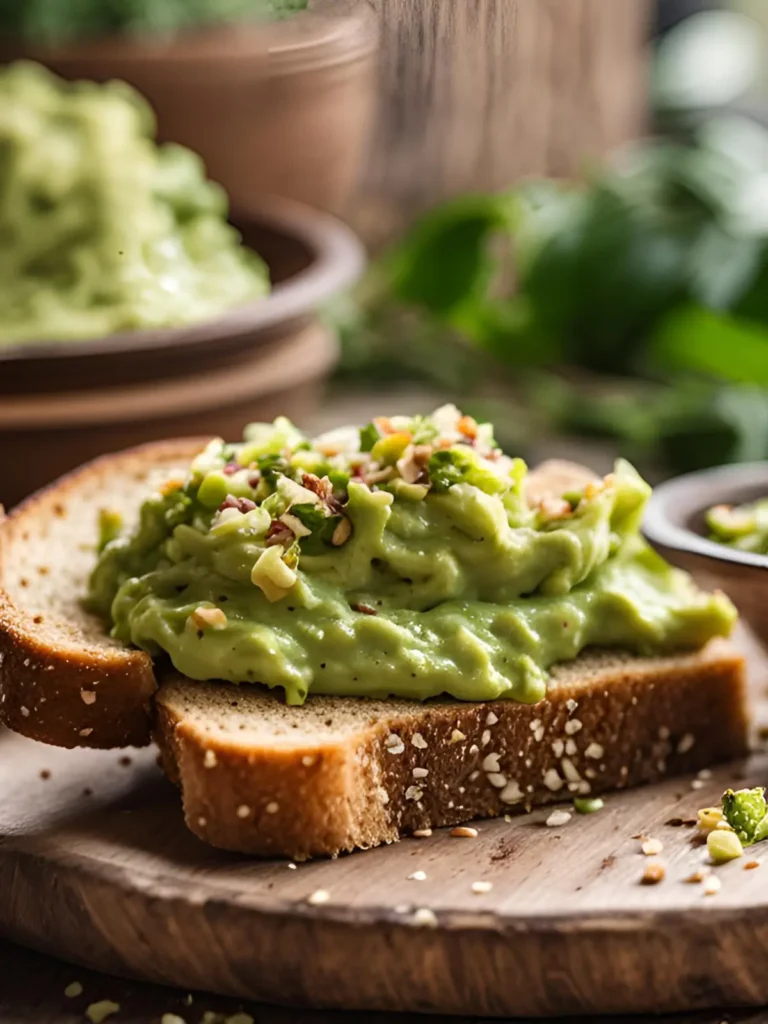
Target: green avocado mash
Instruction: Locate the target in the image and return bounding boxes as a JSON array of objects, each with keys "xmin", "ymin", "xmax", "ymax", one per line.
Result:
[
  {"xmin": 88, "ymin": 406, "xmax": 736, "ymax": 705},
  {"xmin": 707, "ymin": 499, "xmax": 768, "ymax": 554},
  {"xmin": 0, "ymin": 62, "xmax": 269, "ymax": 346}
]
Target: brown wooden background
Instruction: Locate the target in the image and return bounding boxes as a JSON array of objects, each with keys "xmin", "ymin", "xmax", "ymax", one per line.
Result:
[{"xmin": 353, "ymin": 0, "xmax": 652, "ymax": 243}]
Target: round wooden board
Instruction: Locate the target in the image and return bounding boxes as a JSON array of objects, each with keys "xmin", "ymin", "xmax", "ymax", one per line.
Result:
[{"xmin": 2, "ymin": 629, "xmax": 768, "ymax": 1019}]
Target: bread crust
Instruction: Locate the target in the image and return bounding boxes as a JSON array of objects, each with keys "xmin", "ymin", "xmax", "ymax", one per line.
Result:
[
  {"xmin": 154, "ymin": 641, "xmax": 748, "ymax": 859},
  {"xmin": 0, "ymin": 438, "xmax": 207, "ymax": 748}
]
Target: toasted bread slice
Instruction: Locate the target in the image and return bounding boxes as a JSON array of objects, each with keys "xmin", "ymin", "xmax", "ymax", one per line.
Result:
[
  {"xmin": 155, "ymin": 644, "xmax": 748, "ymax": 858},
  {"xmin": 0, "ymin": 439, "xmax": 206, "ymax": 748},
  {"xmin": 0, "ymin": 441, "xmax": 749, "ymax": 858}
]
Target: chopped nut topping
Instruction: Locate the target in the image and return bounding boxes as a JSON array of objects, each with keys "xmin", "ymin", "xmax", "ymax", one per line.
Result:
[
  {"xmin": 86, "ymin": 1001, "xmax": 120, "ymax": 1024},
  {"xmin": 412, "ymin": 732, "xmax": 428, "ymax": 749},
  {"xmin": 482, "ymin": 753, "xmax": 501, "ymax": 773},
  {"xmin": 189, "ymin": 605, "xmax": 228, "ymax": 631},
  {"xmin": 449, "ymin": 729, "xmax": 466, "ymax": 744},
  {"xmin": 546, "ymin": 810, "xmax": 572, "ymax": 827},
  {"xmin": 405, "ymin": 786, "xmax": 424, "ymax": 801},
  {"xmin": 80, "ymin": 689, "xmax": 96, "ymax": 705},
  {"xmin": 641, "ymin": 838, "xmax": 663, "ymax": 856},
  {"xmin": 412, "ymin": 767, "xmax": 429, "ymax": 779},
  {"xmin": 307, "ymin": 889, "xmax": 330, "ymax": 905},
  {"xmin": 564, "ymin": 719, "xmax": 583, "ymax": 736},
  {"xmin": 412, "ymin": 907, "xmax": 438, "ymax": 928},
  {"xmin": 64, "ymin": 982, "xmax": 83, "ymax": 998},
  {"xmin": 641, "ymin": 862, "xmax": 665, "ymax": 885},
  {"xmin": 703, "ymin": 875, "xmax": 722, "ymax": 896}
]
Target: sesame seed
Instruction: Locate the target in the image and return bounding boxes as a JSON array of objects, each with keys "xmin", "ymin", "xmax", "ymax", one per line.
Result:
[
  {"xmin": 703, "ymin": 875, "xmax": 721, "ymax": 896},
  {"xmin": 486, "ymin": 711, "xmax": 499, "ymax": 726},
  {"xmin": 471, "ymin": 881, "xmax": 493, "ymax": 894},
  {"xmin": 79, "ymin": 727, "xmax": 93, "ymax": 737},
  {"xmin": 691, "ymin": 779, "xmax": 705, "ymax": 790},
  {"xmin": 301, "ymin": 755, "xmax": 315, "ymax": 767},
  {"xmin": 413, "ymin": 828, "xmax": 432, "ymax": 838},
  {"xmin": 481, "ymin": 729, "xmax": 492, "ymax": 747},
  {"xmin": 676, "ymin": 733, "xmax": 695, "ymax": 754},
  {"xmin": 564, "ymin": 719, "xmax": 582, "ymax": 736},
  {"xmin": 469, "ymin": 744, "xmax": 479, "ymax": 755},
  {"xmin": 543, "ymin": 768, "xmax": 564, "ymax": 792},
  {"xmin": 385, "ymin": 733, "xmax": 405, "ymax": 755},
  {"xmin": 405, "ymin": 786, "xmax": 423, "ymax": 801},
  {"xmin": 500, "ymin": 780, "xmax": 524, "ymax": 803},
  {"xmin": 408, "ymin": 870, "xmax": 427, "ymax": 881},
  {"xmin": 560, "ymin": 758, "xmax": 580, "ymax": 784},
  {"xmin": 203, "ymin": 750, "xmax": 217, "ymax": 768},
  {"xmin": 450, "ymin": 826, "xmax": 478, "ymax": 838},
  {"xmin": 412, "ymin": 907, "xmax": 438, "ymax": 928},
  {"xmin": 449, "ymin": 729, "xmax": 466, "ymax": 744},
  {"xmin": 64, "ymin": 982, "xmax": 83, "ymax": 998},
  {"xmin": 468, "ymin": 770, "xmax": 480, "ymax": 781},
  {"xmin": 684, "ymin": 868, "xmax": 710, "ymax": 883},
  {"xmin": 85, "ymin": 1001, "xmax": 120, "ymax": 1024},
  {"xmin": 287, "ymin": 862, "xmax": 297, "ymax": 869},
  {"xmin": 161, "ymin": 1015, "xmax": 187, "ymax": 1024},
  {"xmin": 412, "ymin": 767, "xmax": 429, "ymax": 779},
  {"xmin": 197, "ymin": 816, "xmax": 207, "ymax": 828},
  {"xmin": 80, "ymin": 690, "xmax": 96, "ymax": 705},
  {"xmin": 564, "ymin": 738, "xmax": 578, "ymax": 756},
  {"xmin": 641, "ymin": 862, "xmax": 665, "ymax": 885},
  {"xmin": 487, "ymin": 773, "xmax": 508, "ymax": 789},
  {"xmin": 545, "ymin": 810, "xmax": 571, "ymax": 827},
  {"xmin": 412, "ymin": 732, "xmax": 428, "ymax": 750},
  {"xmin": 641, "ymin": 838, "xmax": 663, "ymax": 856},
  {"xmin": 20, "ymin": 706, "xmax": 29, "ymax": 717},
  {"xmin": 745, "ymin": 859, "xmax": 761, "ymax": 870},
  {"xmin": 698, "ymin": 768, "xmax": 712, "ymax": 780},
  {"xmin": 266, "ymin": 801, "xmax": 279, "ymax": 814},
  {"xmin": 236, "ymin": 805, "xmax": 251, "ymax": 818},
  {"xmin": 307, "ymin": 889, "xmax": 330, "ymax": 905},
  {"xmin": 482, "ymin": 753, "xmax": 501, "ymax": 773}
]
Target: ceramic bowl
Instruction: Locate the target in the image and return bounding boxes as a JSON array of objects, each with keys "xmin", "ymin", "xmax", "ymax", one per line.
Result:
[
  {"xmin": 1, "ymin": 195, "xmax": 365, "ymax": 394},
  {"xmin": 0, "ymin": 0, "xmax": 378, "ymax": 216},
  {"xmin": 644, "ymin": 462, "xmax": 768, "ymax": 645}
]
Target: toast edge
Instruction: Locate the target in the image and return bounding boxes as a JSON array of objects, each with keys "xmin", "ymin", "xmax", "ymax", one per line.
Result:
[
  {"xmin": 0, "ymin": 437, "xmax": 209, "ymax": 749},
  {"xmin": 154, "ymin": 641, "xmax": 749, "ymax": 859}
]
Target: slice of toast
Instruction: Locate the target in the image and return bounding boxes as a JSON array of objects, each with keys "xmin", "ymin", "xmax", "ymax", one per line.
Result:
[
  {"xmin": 154, "ymin": 643, "xmax": 748, "ymax": 858},
  {"xmin": 0, "ymin": 439, "xmax": 206, "ymax": 748},
  {"xmin": 0, "ymin": 440, "xmax": 749, "ymax": 858}
]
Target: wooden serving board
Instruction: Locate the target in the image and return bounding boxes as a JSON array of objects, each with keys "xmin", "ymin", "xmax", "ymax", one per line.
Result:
[{"xmin": 2, "ymin": 630, "xmax": 768, "ymax": 1019}]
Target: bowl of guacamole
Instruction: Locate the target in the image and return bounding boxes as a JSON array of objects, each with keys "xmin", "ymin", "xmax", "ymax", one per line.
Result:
[
  {"xmin": 645, "ymin": 460, "xmax": 768, "ymax": 647},
  {"xmin": 0, "ymin": 61, "xmax": 365, "ymax": 391},
  {"xmin": 89, "ymin": 405, "xmax": 735, "ymax": 705}
]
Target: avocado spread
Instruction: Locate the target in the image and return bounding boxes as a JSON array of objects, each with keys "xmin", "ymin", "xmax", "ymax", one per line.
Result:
[
  {"xmin": 0, "ymin": 62, "xmax": 269, "ymax": 346},
  {"xmin": 707, "ymin": 499, "xmax": 768, "ymax": 554},
  {"xmin": 88, "ymin": 406, "xmax": 736, "ymax": 705}
]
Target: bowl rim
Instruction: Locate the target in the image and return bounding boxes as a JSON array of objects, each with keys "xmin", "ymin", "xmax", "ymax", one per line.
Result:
[
  {"xmin": 644, "ymin": 461, "xmax": 768, "ymax": 571},
  {"xmin": 0, "ymin": 193, "xmax": 366, "ymax": 366}
]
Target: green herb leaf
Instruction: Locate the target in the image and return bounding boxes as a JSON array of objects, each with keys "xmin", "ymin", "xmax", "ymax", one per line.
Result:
[
  {"xmin": 257, "ymin": 453, "xmax": 290, "ymax": 487},
  {"xmin": 359, "ymin": 423, "xmax": 379, "ymax": 453}
]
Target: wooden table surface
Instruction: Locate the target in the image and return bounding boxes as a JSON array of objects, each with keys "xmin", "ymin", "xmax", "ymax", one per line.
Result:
[{"xmin": 2, "ymin": 938, "xmax": 767, "ymax": 1024}]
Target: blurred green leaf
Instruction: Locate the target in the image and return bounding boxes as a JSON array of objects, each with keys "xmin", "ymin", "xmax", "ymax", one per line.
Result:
[{"xmin": 651, "ymin": 305, "xmax": 768, "ymax": 385}]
